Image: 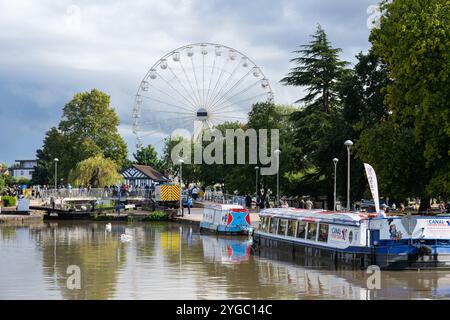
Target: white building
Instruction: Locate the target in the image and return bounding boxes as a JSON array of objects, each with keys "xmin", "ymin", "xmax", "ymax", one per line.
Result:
[{"xmin": 9, "ymin": 160, "xmax": 37, "ymax": 180}]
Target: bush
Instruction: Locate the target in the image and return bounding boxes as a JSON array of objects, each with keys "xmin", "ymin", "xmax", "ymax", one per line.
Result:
[
  {"xmin": 2, "ymin": 196, "xmax": 17, "ymax": 207},
  {"xmin": 142, "ymin": 211, "xmax": 169, "ymax": 221}
]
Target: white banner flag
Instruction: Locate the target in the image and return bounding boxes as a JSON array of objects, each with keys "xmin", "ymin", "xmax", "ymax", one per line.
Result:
[{"xmin": 364, "ymin": 163, "xmax": 380, "ymax": 213}]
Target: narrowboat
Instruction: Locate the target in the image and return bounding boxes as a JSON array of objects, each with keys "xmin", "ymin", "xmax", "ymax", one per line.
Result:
[
  {"xmin": 200, "ymin": 204, "xmax": 252, "ymax": 235},
  {"xmin": 253, "ymin": 207, "xmax": 450, "ymax": 270}
]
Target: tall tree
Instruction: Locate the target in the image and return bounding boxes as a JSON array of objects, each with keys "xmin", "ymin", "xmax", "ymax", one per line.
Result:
[
  {"xmin": 32, "ymin": 89, "xmax": 128, "ymax": 185},
  {"xmin": 69, "ymin": 154, "xmax": 122, "ymax": 188},
  {"xmin": 133, "ymin": 144, "xmax": 164, "ymax": 172},
  {"xmin": 370, "ymin": 0, "xmax": 450, "ymax": 203},
  {"xmin": 281, "ymin": 24, "xmax": 348, "ymax": 113},
  {"xmin": 281, "ymin": 26, "xmax": 353, "ymax": 206}
]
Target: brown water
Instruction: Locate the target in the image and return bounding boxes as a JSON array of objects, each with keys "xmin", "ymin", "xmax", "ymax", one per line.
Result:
[{"xmin": 1, "ymin": 221, "xmax": 450, "ymax": 300}]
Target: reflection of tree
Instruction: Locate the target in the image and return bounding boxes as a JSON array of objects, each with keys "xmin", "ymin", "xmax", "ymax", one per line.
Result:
[
  {"xmin": 0, "ymin": 226, "xmax": 17, "ymax": 240},
  {"xmin": 32, "ymin": 222, "xmax": 127, "ymax": 299}
]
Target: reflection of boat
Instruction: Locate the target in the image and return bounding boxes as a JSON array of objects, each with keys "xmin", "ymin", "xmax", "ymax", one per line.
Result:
[
  {"xmin": 200, "ymin": 204, "xmax": 252, "ymax": 235},
  {"xmin": 253, "ymin": 208, "xmax": 450, "ymax": 269},
  {"xmin": 255, "ymin": 246, "xmax": 450, "ymax": 299},
  {"xmin": 201, "ymin": 235, "xmax": 252, "ymax": 264}
]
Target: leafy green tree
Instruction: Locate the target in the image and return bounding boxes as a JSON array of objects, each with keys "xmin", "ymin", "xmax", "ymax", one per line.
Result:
[
  {"xmin": 32, "ymin": 89, "xmax": 128, "ymax": 185},
  {"xmin": 280, "ymin": 26, "xmax": 356, "ymax": 205},
  {"xmin": 340, "ymin": 51, "xmax": 390, "ymax": 133},
  {"xmin": 356, "ymin": 122, "xmax": 428, "ymax": 202},
  {"xmin": 133, "ymin": 145, "xmax": 164, "ymax": 172},
  {"xmin": 68, "ymin": 154, "xmax": 122, "ymax": 187},
  {"xmin": 280, "ymin": 24, "xmax": 349, "ymax": 113},
  {"xmin": 161, "ymin": 136, "xmax": 201, "ymax": 187},
  {"xmin": 370, "ymin": 0, "xmax": 450, "ymax": 202}
]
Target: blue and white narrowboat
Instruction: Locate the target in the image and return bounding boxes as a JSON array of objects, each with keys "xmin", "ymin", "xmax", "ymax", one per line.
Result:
[
  {"xmin": 200, "ymin": 204, "xmax": 252, "ymax": 235},
  {"xmin": 253, "ymin": 207, "xmax": 450, "ymax": 269}
]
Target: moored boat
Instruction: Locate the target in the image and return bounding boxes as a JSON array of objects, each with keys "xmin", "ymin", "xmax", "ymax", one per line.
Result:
[
  {"xmin": 200, "ymin": 204, "xmax": 252, "ymax": 235},
  {"xmin": 253, "ymin": 207, "xmax": 450, "ymax": 270}
]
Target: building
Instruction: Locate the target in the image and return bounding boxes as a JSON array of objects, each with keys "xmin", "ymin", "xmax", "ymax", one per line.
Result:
[
  {"xmin": 121, "ymin": 164, "xmax": 169, "ymax": 187},
  {"xmin": 9, "ymin": 160, "xmax": 37, "ymax": 180}
]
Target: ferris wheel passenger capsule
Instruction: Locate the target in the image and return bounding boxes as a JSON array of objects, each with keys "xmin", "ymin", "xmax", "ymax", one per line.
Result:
[
  {"xmin": 186, "ymin": 46, "xmax": 194, "ymax": 57},
  {"xmin": 200, "ymin": 44, "xmax": 208, "ymax": 55},
  {"xmin": 252, "ymin": 67, "xmax": 260, "ymax": 77},
  {"xmin": 229, "ymin": 49, "xmax": 236, "ymax": 60},
  {"xmin": 141, "ymin": 81, "xmax": 149, "ymax": 91},
  {"xmin": 160, "ymin": 59, "xmax": 168, "ymax": 69},
  {"xmin": 267, "ymin": 92, "xmax": 274, "ymax": 102},
  {"xmin": 149, "ymin": 69, "xmax": 157, "ymax": 79},
  {"xmin": 172, "ymin": 51, "xmax": 180, "ymax": 62},
  {"xmin": 241, "ymin": 57, "xmax": 249, "ymax": 67},
  {"xmin": 136, "ymin": 95, "xmax": 143, "ymax": 104},
  {"xmin": 261, "ymin": 78, "xmax": 269, "ymax": 88},
  {"xmin": 215, "ymin": 45, "xmax": 222, "ymax": 56}
]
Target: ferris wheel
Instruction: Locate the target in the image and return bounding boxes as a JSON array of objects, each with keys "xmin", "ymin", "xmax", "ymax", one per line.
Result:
[{"xmin": 132, "ymin": 43, "xmax": 274, "ymax": 149}]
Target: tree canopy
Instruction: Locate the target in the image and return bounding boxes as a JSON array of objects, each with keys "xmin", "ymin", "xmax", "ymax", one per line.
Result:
[
  {"xmin": 69, "ymin": 154, "xmax": 122, "ymax": 188},
  {"xmin": 32, "ymin": 89, "xmax": 127, "ymax": 185}
]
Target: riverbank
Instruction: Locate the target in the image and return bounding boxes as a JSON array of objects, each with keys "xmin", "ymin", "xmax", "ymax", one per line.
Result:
[{"xmin": 0, "ymin": 211, "xmax": 44, "ymax": 225}]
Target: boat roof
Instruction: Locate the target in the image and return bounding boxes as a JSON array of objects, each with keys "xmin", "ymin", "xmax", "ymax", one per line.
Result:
[
  {"xmin": 260, "ymin": 207, "xmax": 367, "ymax": 225},
  {"xmin": 205, "ymin": 204, "xmax": 245, "ymax": 210}
]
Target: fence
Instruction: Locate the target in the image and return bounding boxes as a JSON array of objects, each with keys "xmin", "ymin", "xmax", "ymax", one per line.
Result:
[
  {"xmin": 37, "ymin": 188, "xmax": 152, "ymax": 200},
  {"xmin": 203, "ymin": 190, "xmax": 246, "ymax": 206}
]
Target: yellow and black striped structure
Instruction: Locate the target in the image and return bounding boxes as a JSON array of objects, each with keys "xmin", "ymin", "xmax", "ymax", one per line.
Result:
[{"xmin": 158, "ymin": 184, "xmax": 180, "ymax": 202}]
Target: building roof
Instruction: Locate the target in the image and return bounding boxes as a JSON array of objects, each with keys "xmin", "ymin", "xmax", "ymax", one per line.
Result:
[{"xmin": 122, "ymin": 164, "xmax": 169, "ymax": 182}]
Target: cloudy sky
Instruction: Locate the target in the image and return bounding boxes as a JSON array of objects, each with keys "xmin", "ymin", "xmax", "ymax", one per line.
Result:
[{"xmin": 0, "ymin": 0, "xmax": 379, "ymax": 165}]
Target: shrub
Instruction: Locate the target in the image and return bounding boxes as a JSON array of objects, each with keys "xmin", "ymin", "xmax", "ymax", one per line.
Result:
[
  {"xmin": 143, "ymin": 211, "xmax": 169, "ymax": 221},
  {"xmin": 2, "ymin": 196, "xmax": 17, "ymax": 207}
]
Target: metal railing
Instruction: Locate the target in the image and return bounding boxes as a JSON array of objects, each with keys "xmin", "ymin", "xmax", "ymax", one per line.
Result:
[
  {"xmin": 38, "ymin": 188, "xmax": 152, "ymax": 200},
  {"xmin": 203, "ymin": 191, "xmax": 246, "ymax": 206}
]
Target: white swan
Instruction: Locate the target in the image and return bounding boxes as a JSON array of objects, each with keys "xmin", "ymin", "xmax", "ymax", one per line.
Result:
[
  {"xmin": 120, "ymin": 233, "xmax": 133, "ymax": 242},
  {"xmin": 105, "ymin": 223, "xmax": 112, "ymax": 232}
]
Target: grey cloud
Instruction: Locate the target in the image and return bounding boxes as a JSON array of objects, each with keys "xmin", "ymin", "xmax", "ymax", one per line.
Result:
[{"xmin": 0, "ymin": 0, "xmax": 377, "ymax": 165}]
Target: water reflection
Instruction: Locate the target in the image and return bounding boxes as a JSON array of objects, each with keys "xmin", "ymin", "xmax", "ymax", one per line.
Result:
[
  {"xmin": 201, "ymin": 235, "xmax": 252, "ymax": 264},
  {"xmin": 1, "ymin": 221, "xmax": 450, "ymax": 299}
]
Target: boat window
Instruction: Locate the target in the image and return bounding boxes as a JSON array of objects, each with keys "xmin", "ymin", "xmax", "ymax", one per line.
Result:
[
  {"xmin": 318, "ymin": 224, "xmax": 329, "ymax": 242},
  {"xmin": 296, "ymin": 221, "xmax": 306, "ymax": 239},
  {"xmin": 307, "ymin": 223, "xmax": 317, "ymax": 241},
  {"xmin": 260, "ymin": 217, "xmax": 270, "ymax": 232},
  {"xmin": 269, "ymin": 218, "xmax": 278, "ymax": 234},
  {"xmin": 278, "ymin": 219, "xmax": 287, "ymax": 236},
  {"xmin": 287, "ymin": 220, "xmax": 297, "ymax": 237}
]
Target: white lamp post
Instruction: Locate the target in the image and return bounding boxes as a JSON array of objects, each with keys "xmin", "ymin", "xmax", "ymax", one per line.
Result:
[
  {"xmin": 344, "ymin": 140, "xmax": 353, "ymax": 211},
  {"xmin": 178, "ymin": 159, "xmax": 184, "ymax": 216},
  {"xmin": 54, "ymin": 158, "xmax": 59, "ymax": 190},
  {"xmin": 274, "ymin": 149, "xmax": 281, "ymax": 206},
  {"xmin": 332, "ymin": 158, "xmax": 339, "ymax": 211},
  {"xmin": 254, "ymin": 166, "xmax": 259, "ymax": 196}
]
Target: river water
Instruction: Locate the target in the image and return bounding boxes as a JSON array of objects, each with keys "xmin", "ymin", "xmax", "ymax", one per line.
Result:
[{"xmin": 1, "ymin": 221, "xmax": 450, "ymax": 300}]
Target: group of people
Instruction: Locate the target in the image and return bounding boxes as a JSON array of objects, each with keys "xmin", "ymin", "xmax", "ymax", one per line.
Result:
[{"xmin": 181, "ymin": 185, "xmax": 205, "ymax": 216}]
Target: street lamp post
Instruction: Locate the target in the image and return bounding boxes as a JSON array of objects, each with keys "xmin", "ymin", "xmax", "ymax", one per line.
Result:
[
  {"xmin": 254, "ymin": 166, "xmax": 259, "ymax": 196},
  {"xmin": 54, "ymin": 158, "xmax": 59, "ymax": 190},
  {"xmin": 344, "ymin": 140, "xmax": 353, "ymax": 211},
  {"xmin": 332, "ymin": 158, "xmax": 339, "ymax": 211},
  {"xmin": 274, "ymin": 149, "xmax": 281, "ymax": 207},
  {"xmin": 178, "ymin": 159, "xmax": 184, "ymax": 217}
]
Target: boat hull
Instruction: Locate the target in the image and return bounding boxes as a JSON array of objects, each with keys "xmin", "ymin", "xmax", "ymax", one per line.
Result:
[{"xmin": 200, "ymin": 222, "xmax": 249, "ymax": 235}]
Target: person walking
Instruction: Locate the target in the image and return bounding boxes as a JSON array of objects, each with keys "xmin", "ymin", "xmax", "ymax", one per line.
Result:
[
  {"xmin": 186, "ymin": 194, "xmax": 192, "ymax": 215},
  {"xmin": 191, "ymin": 185, "xmax": 199, "ymax": 201},
  {"xmin": 245, "ymin": 194, "xmax": 252, "ymax": 210}
]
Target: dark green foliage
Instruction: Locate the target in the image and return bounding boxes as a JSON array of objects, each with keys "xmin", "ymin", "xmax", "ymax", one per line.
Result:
[{"xmin": 2, "ymin": 196, "xmax": 17, "ymax": 207}]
